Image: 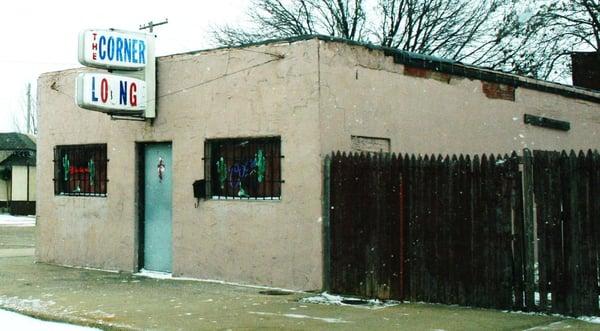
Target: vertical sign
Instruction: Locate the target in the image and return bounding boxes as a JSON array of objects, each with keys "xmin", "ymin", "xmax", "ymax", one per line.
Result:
[
  {"xmin": 76, "ymin": 73, "xmax": 146, "ymax": 112},
  {"xmin": 76, "ymin": 29, "xmax": 155, "ymax": 118}
]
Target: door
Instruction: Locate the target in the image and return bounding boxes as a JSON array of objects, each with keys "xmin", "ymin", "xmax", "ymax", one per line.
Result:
[{"xmin": 142, "ymin": 143, "xmax": 173, "ymax": 273}]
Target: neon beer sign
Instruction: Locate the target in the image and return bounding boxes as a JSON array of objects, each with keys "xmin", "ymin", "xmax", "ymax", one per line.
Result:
[
  {"xmin": 76, "ymin": 73, "xmax": 146, "ymax": 112},
  {"xmin": 78, "ymin": 29, "xmax": 149, "ymax": 70}
]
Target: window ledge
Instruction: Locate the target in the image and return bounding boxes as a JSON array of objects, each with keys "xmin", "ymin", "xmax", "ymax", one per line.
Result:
[
  {"xmin": 209, "ymin": 196, "xmax": 281, "ymax": 201},
  {"xmin": 55, "ymin": 193, "xmax": 107, "ymax": 198}
]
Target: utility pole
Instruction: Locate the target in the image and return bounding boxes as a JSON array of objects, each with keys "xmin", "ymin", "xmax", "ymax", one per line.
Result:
[
  {"xmin": 26, "ymin": 83, "xmax": 31, "ymax": 134},
  {"xmin": 139, "ymin": 18, "xmax": 168, "ymax": 33}
]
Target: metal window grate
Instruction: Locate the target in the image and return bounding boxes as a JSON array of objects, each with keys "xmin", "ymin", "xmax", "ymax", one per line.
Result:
[
  {"xmin": 204, "ymin": 137, "xmax": 283, "ymax": 200},
  {"xmin": 53, "ymin": 144, "xmax": 109, "ymax": 197}
]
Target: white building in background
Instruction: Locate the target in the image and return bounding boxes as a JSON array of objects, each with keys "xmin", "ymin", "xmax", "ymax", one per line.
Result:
[{"xmin": 0, "ymin": 132, "xmax": 36, "ymax": 215}]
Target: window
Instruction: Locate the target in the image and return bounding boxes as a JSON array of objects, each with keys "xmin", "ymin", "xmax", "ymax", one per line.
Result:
[
  {"xmin": 54, "ymin": 144, "xmax": 108, "ymax": 196},
  {"xmin": 205, "ymin": 137, "xmax": 282, "ymax": 199}
]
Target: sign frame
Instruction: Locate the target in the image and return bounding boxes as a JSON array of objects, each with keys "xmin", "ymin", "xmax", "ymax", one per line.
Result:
[
  {"xmin": 75, "ymin": 28, "xmax": 156, "ymax": 119},
  {"xmin": 76, "ymin": 72, "xmax": 146, "ymax": 115}
]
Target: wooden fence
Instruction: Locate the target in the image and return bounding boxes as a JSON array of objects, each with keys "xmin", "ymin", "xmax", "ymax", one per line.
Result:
[
  {"xmin": 533, "ymin": 150, "xmax": 600, "ymax": 316},
  {"xmin": 324, "ymin": 149, "xmax": 599, "ymax": 316}
]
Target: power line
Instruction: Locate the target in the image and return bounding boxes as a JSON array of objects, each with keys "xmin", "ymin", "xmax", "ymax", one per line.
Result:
[
  {"xmin": 157, "ymin": 56, "xmax": 283, "ymax": 100},
  {"xmin": 0, "ymin": 59, "xmax": 79, "ymax": 66},
  {"xmin": 50, "ymin": 54, "xmax": 285, "ymax": 105}
]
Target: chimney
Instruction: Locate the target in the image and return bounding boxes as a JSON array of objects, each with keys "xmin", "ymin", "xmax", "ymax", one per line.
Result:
[{"xmin": 571, "ymin": 52, "xmax": 600, "ymax": 90}]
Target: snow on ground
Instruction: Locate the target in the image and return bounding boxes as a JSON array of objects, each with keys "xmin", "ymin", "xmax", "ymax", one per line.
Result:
[
  {"xmin": 578, "ymin": 316, "xmax": 600, "ymax": 324},
  {"xmin": 135, "ymin": 269, "xmax": 305, "ymax": 293},
  {"xmin": 0, "ymin": 309, "xmax": 100, "ymax": 330},
  {"xmin": 300, "ymin": 292, "xmax": 399, "ymax": 310},
  {"xmin": 0, "ymin": 296, "xmax": 55, "ymax": 312},
  {"xmin": 0, "ymin": 214, "xmax": 35, "ymax": 227},
  {"xmin": 136, "ymin": 269, "xmax": 173, "ymax": 279},
  {"xmin": 0, "ymin": 296, "xmax": 133, "ymax": 330},
  {"xmin": 248, "ymin": 311, "xmax": 351, "ymax": 324}
]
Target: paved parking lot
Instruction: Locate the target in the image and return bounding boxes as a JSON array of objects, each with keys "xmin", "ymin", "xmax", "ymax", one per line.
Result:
[{"xmin": 1, "ymin": 220, "xmax": 598, "ymax": 330}]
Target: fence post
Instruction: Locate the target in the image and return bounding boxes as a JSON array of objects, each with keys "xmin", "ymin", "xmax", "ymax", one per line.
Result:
[
  {"xmin": 522, "ymin": 148, "xmax": 536, "ymax": 309},
  {"xmin": 322, "ymin": 155, "xmax": 332, "ymax": 292}
]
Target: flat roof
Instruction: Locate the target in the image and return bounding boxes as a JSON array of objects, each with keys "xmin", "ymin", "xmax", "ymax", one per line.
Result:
[
  {"xmin": 41, "ymin": 35, "xmax": 600, "ymax": 104},
  {"xmin": 171, "ymin": 35, "xmax": 600, "ymax": 104}
]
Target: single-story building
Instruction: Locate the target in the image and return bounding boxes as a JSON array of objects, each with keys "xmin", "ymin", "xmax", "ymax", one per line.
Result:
[
  {"xmin": 36, "ymin": 35, "xmax": 600, "ymax": 291},
  {"xmin": 0, "ymin": 132, "xmax": 36, "ymax": 216}
]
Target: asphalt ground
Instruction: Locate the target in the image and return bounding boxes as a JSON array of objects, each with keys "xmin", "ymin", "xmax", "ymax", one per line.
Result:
[{"xmin": 0, "ymin": 225, "xmax": 598, "ymax": 331}]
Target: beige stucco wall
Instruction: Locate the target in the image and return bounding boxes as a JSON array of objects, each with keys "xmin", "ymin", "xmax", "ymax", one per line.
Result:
[
  {"xmin": 37, "ymin": 37, "xmax": 600, "ymax": 292},
  {"xmin": 11, "ymin": 165, "xmax": 35, "ymax": 201},
  {"xmin": 37, "ymin": 40, "xmax": 323, "ymax": 290},
  {"xmin": 317, "ymin": 41, "xmax": 600, "ymax": 156}
]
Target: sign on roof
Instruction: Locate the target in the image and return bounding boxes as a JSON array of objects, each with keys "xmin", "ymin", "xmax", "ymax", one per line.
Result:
[
  {"xmin": 78, "ymin": 29, "xmax": 151, "ymax": 70},
  {"xmin": 76, "ymin": 73, "xmax": 146, "ymax": 113}
]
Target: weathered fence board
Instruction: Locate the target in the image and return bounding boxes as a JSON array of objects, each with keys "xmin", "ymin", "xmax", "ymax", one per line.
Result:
[
  {"xmin": 511, "ymin": 153, "xmax": 525, "ymax": 309},
  {"xmin": 533, "ymin": 150, "xmax": 600, "ymax": 316},
  {"xmin": 328, "ymin": 149, "xmax": 599, "ymax": 316},
  {"xmin": 522, "ymin": 149, "xmax": 537, "ymax": 310}
]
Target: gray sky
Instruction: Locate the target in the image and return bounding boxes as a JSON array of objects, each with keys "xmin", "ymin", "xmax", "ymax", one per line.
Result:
[{"xmin": 0, "ymin": 0, "xmax": 248, "ymax": 132}]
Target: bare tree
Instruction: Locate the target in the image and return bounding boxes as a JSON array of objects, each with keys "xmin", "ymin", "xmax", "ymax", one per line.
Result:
[
  {"xmin": 374, "ymin": 0, "xmax": 600, "ymax": 81},
  {"xmin": 522, "ymin": 0, "xmax": 600, "ymax": 81},
  {"xmin": 212, "ymin": 0, "xmax": 531, "ymax": 71},
  {"xmin": 541, "ymin": 0, "xmax": 599, "ymax": 51},
  {"xmin": 376, "ymin": 0, "xmax": 499, "ymax": 55},
  {"xmin": 372, "ymin": 0, "xmax": 532, "ymax": 67},
  {"xmin": 212, "ymin": 0, "xmax": 599, "ymax": 83},
  {"xmin": 212, "ymin": 0, "xmax": 367, "ymax": 45}
]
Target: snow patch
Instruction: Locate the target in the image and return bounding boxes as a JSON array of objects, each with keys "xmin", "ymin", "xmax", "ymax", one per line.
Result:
[
  {"xmin": 522, "ymin": 321, "xmax": 571, "ymax": 331},
  {"xmin": 86, "ymin": 309, "xmax": 115, "ymax": 320},
  {"xmin": 135, "ymin": 271, "xmax": 304, "ymax": 294},
  {"xmin": 0, "ymin": 295, "xmax": 55, "ymax": 311},
  {"xmin": 299, "ymin": 292, "xmax": 399, "ymax": 310},
  {"xmin": 0, "ymin": 214, "xmax": 35, "ymax": 227},
  {"xmin": 0, "ymin": 296, "xmax": 133, "ymax": 330},
  {"xmin": 136, "ymin": 269, "xmax": 172, "ymax": 279},
  {"xmin": 578, "ymin": 316, "xmax": 600, "ymax": 324},
  {"xmin": 507, "ymin": 308, "xmax": 600, "ymax": 326},
  {"xmin": 248, "ymin": 311, "xmax": 351, "ymax": 324},
  {"xmin": 52, "ymin": 263, "xmax": 120, "ymax": 274},
  {"xmin": 0, "ymin": 309, "xmax": 100, "ymax": 330}
]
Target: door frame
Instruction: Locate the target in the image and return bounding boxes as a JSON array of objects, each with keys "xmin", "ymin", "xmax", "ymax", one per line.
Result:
[
  {"xmin": 136, "ymin": 143, "xmax": 145, "ymax": 271},
  {"xmin": 136, "ymin": 141, "xmax": 173, "ymax": 272}
]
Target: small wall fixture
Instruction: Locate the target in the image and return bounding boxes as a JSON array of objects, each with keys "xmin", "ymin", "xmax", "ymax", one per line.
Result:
[
  {"xmin": 524, "ymin": 114, "xmax": 570, "ymax": 131},
  {"xmin": 193, "ymin": 179, "xmax": 206, "ymax": 207}
]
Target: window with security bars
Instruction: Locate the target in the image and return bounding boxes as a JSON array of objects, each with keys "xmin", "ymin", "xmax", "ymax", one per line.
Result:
[
  {"xmin": 205, "ymin": 137, "xmax": 282, "ymax": 199},
  {"xmin": 54, "ymin": 144, "xmax": 108, "ymax": 196}
]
